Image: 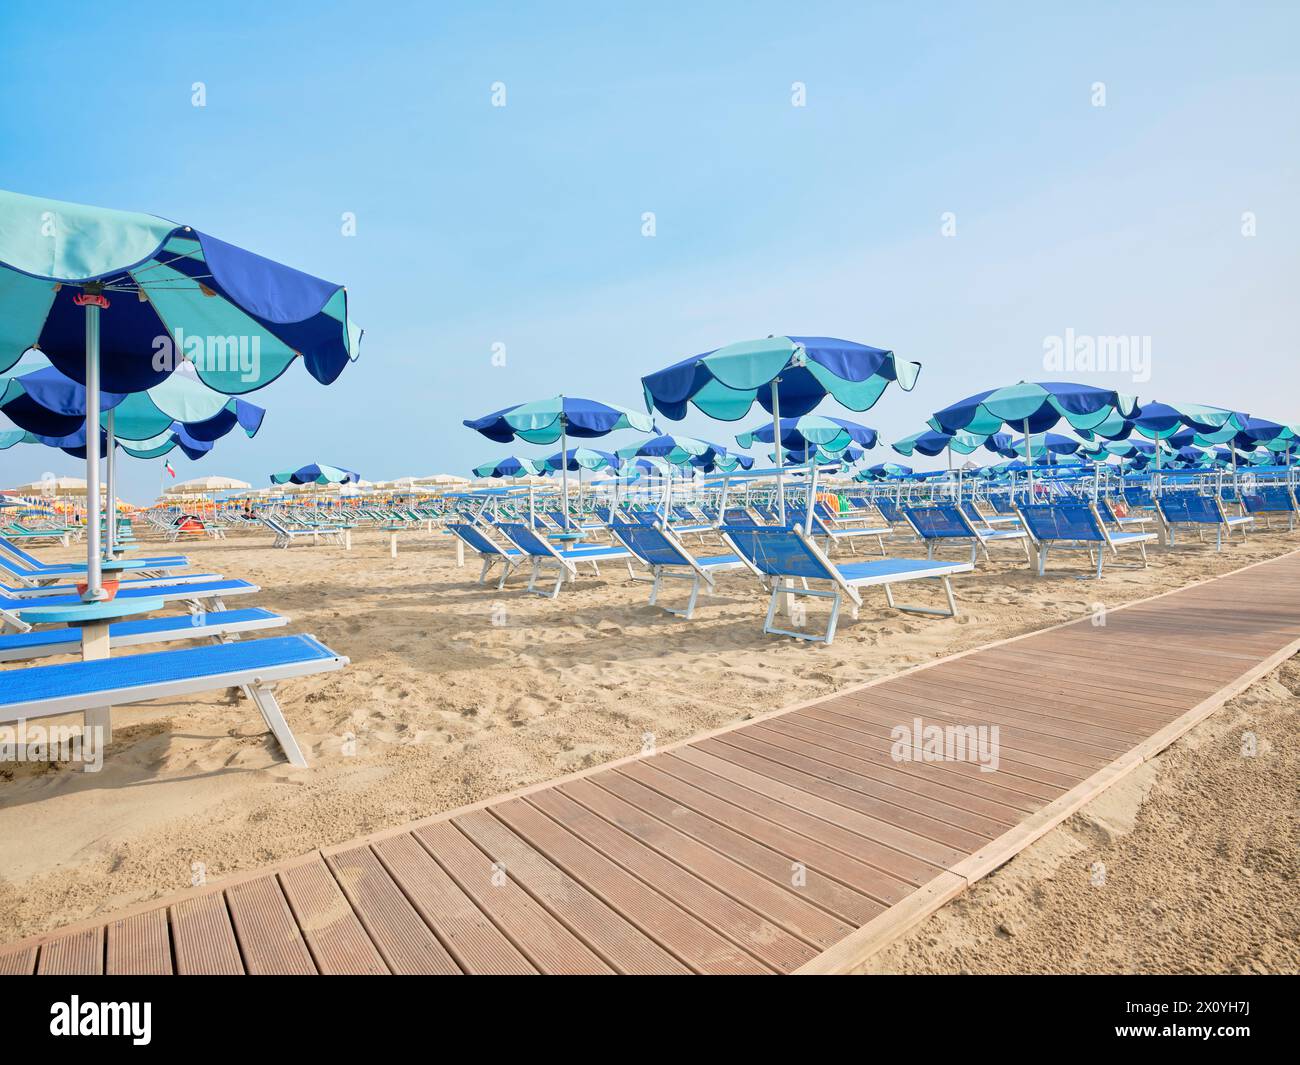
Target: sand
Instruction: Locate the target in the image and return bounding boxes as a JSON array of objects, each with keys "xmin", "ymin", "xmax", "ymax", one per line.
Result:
[{"xmin": 0, "ymin": 519, "xmax": 1296, "ymax": 973}]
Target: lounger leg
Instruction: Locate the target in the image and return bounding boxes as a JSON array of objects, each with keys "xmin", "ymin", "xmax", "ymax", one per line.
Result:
[
  {"xmin": 649, "ymin": 568, "xmax": 662, "ymax": 607},
  {"xmin": 1037, "ymin": 544, "xmax": 1048, "ymax": 577},
  {"xmin": 247, "ymin": 683, "xmax": 308, "ymax": 768},
  {"xmin": 824, "ymin": 591, "xmax": 842, "ymax": 645},
  {"xmin": 478, "ymin": 557, "xmax": 492, "ymax": 585},
  {"xmin": 877, "ymin": 535, "xmax": 886, "ymax": 558}
]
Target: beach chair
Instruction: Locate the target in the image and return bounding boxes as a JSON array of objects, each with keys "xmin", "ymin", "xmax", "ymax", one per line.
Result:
[
  {"xmin": 609, "ymin": 521, "xmax": 747, "ymax": 618},
  {"xmin": 720, "ymin": 523, "xmax": 972, "ymax": 644},
  {"xmin": 0, "ymin": 607, "xmax": 287, "ymax": 663},
  {"xmin": 786, "ymin": 505, "xmax": 890, "ymax": 556},
  {"xmin": 903, "ymin": 504, "xmax": 1032, "ymax": 565},
  {"xmin": 1095, "ymin": 497, "xmax": 1155, "ymax": 533},
  {"xmin": 493, "ymin": 522, "xmax": 639, "ymax": 598},
  {"xmin": 0, "ymin": 538, "xmax": 190, "ymax": 585},
  {"xmin": 447, "ymin": 523, "xmax": 524, "ymax": 589},
  {"xmin": 1, "ymin": 569, "xmax": 225, "ymax": 600},
  {"xmin": 0, "ymin": 634, "xmax": 346, "ymax": 767},
  {"xmin": 1156, "ymin": 493, "xmax": 1252, "ymax": 550},
  {"xmin": 262, "ymin": 515, "xmax": 347, "ymax": 548},
  {"xmin": 0, "ymin": 579, "xmax": 260, "ymax": 634},
  {"xmin": 1016, "ymin": 502, "xmax": 1157, "ymax": 578},
  {"xmin": 1241, "ymin": 486, "xmax": 1298, "ymax": 531},
  {"xmin": 2, "ymin": 523, "xmax": 71, "ymax": 546}
]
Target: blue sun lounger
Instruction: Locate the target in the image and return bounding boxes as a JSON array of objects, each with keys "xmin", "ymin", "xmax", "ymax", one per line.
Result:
[
  {"xmin": 0, "ymin": 579, "xmax": 259, "ymax": 634},
  {"xmin": 0, "ymin": 537, "xmax": 189, "ymax": 584},
  {"xmin": 493, "ymin": 522, "xmax": 638, "ymax": 598},
  {"xmin": 0, "ymin": 608, "xmax": 287, "ymax": 663},
  {"xmin": 1241, "ymin": 486, "xmax": 1298, "ymax": 531},
  {"xmin": 1156, "ymin": 493, "xmax": 1252, "ymax": 550},
  {"xmin": 1096, "ymin": 497, "xmax": 1155, "ymax": 532},
  {"xmin": 1017, "ymin": 502, "xmax": 1156, "ymax": 578},
  {"xmin": 609, "ymin": 521, "xmax": 747, "ymax": 618},
  {"xmin": 1, "ymin": 570, "xmax": 223, "ymax": 600},
  {"xmin": 448, "ymin": 522, "xmax": 524, "ymax": 588},
  {"xmin": 794, "ymin": 503, "xmax": 892, "ymax": 555},
  {"xmin": 720, "ymin": 524, "xmax": 972, "ymax": 644},
  {"xmin": 903, "ymin": 504, "xmax": 1032, "ymax": 565},
  {"xmin": 0, "ymin": 634, "xmax": 347, "ymax": 767}
]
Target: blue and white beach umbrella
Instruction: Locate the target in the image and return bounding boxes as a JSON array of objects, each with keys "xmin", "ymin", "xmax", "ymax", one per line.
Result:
[
  {"xmin": 270, "ymin": 463, "xmax": 361, "ymax": 486},
  {"xmin": 472, "ymin": 456, "xmax": 544, "ymax": 479},
  {"xmin": 735, "ymin": 414, "xmax": 878, "ymax": 457},
  {"xmin": 0, "ymin": 189, "xmax": 362, "ymax": 597}
]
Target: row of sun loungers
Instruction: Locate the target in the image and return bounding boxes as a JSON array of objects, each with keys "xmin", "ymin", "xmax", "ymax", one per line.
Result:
[{"xmin": 0, "ymin": 532, "xmax": 347, "ymax": 769}]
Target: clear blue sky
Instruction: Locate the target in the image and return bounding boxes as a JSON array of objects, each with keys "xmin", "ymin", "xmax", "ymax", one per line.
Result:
[{"xmin": 2, "ymin": 0, "xmax": 1297, "ymax": 502}]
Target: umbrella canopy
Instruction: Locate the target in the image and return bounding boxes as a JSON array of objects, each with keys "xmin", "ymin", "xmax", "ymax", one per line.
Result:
[
  {"xmin": 1119, "ymin": 401, "xmax": 1249, "ymax": 442},
  {"xmin": 270, "ymin": 463, "xmax": 360, "ymax": 486},
  {"xmin": 617, "ymin": 433, "xmax": 734, "ymax": 467},
  {"xmin": 931, "ymin": 381, "xmax": 1138, "ymax": 437},
  {"xmin": 641, "ymin": 335, "xmax": 919, "ymax": 421},
  {"xmin": 0, "ymin": 190, "xmax": 361, "ymax": 392},
  {"xmin": 892, "ymin": 428, "xmax": 1010, "ymax": 458},
  {"xmin": 167, "ymin": 475, "xmax": 252, "ymax": 493},
  {"xmin": 471, "ymin": 456, "xmax": 544, "ymax": 479},
  {"xmin": 463, "ymin": 395, "xmax": 655, "ymax": 445},
  {"xmin": 537, "ymin": 447, "xmax": 621, "ymax": 473},
  {"xmin": 769, "ymin": 445, "xmax": 864, "ymax": 466},
  {"xmin": 857, "ymin": 462, "xmax": 913, "ymax": 481},
  {"xmin": 735, "ymin": 414, "xmax": 878, "ymax": 455},
  {"xmin": 0, "ymin": 422, "xmax": 228, "ymax": 462},
  {"xmin": 1003, "ymin": 432, "xmax": 1086, "ymax": 458}
]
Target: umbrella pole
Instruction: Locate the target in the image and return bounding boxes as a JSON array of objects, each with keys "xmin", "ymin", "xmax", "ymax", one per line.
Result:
[
  {"xmin": 1023, "ymin": 418, "xmax": 1033, "ymax": 501},
  {"xmin": 104, "ymin": 409, "xmax": 116, "ymax": 559},
  {"xmin": 83, "ymin": 292, "xmax": 105, "ymax": 600},
  {"xmin": 560, "ymin": 416, "xmax": 570, "ymax": 529},
  {"xmin": 771, "ymin": 380, "xmax": 785, "ymax": 524}
]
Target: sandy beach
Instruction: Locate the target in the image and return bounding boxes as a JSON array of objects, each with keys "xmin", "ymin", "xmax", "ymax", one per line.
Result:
[{"xmin": 0, "ymin": 522, "xmax": 1296, "ymax": 972}]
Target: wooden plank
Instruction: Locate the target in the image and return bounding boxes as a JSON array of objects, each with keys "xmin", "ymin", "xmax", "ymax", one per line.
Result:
[
  {"xmin": 604, "ymin": 765, "xmax": 888, "ymax": 923},
  {"xmin": 0, "ymin": 946, "xmax": 36, "ymax": 975},
  {"xmin": 106, "ymin": 909, "xmax": 173, "ymax": 975},
  {"xmin": 492, "ymin": 796, "xmax": 769, "ymax": 974},
  {"xmin": 279, "ymin": 856, "xmax": 388, "ymax": 975},
  {"xmin": 326, "ymin": 844, "xmax": 460, "ymax": 974},
  {"xmin": 561, "ymin": 776, "xmax": 854, "ymax": 949},
  {"xmin": 528, "ymin": 787, "xmax": 817, "ymax": 971},
  {"xmin": 226, "ymin": 875, "xmax": 316, "ymax": 975},
  {"xmin": 372, "ymin": 833, "xmax": 535, "ymax": 975},
  {"xmin": 36, "ymin": 928, "xmax": 102, "ymax": 975},
  {"xmin": 414, "ymin": 821, "xmax": 613, "ymax": 974},
  {"xmin": 453, "ymin": 809, "xmax": 690, "ymax": 974},
  {"xmin": 170, "ymin": 893, "xmax": 243, "ymax": 975}
]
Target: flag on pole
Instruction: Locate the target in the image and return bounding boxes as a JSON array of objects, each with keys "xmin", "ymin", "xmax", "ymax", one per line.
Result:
[{"xmin": 163, "ymin": 459, "xmax": 176, "ymax": 478}]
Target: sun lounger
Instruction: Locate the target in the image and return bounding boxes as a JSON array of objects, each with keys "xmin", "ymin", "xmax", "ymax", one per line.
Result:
[
  {"xmin": 720, "ymin": 523, "xmax": 972, "ymax": 644},
  {"xmin": 792, "ymin": 503, "xmax": 891, "ymax": 556},
  {"xmin": 0, "ymin": 579, "xmax": 260, "ymax": 634},
  {"xmin": 493, "ymin": 521, "xmax": 638, "ymax": 598},
  {"xmin": 1, "ymin": 571, "xmax": 224, "ymax": 600},
  {"xmin": 0, "ymin": 634, "xmax": 346, "ymax": 767},
  {"xmin": 1016, "ymin": 502, "xmax": 1157, "ymax": 578},
  {"xmin": 2, "ymin": 523, "xmax": 71, "ymax": 546},
  {"xmin": 1241, "ymin": 486, "xmax": 1298, "ymax": 531},
  {"xmin": 0, "ymin": 536, "xmax": 189, "ymax": 578},
  {"xmin": 448, "ymin": 523, "xmax": 524, "ymax": 588},
  {"xmin": 262, "ymin": 516, "xmax": 348, "ymax": 549},
  {"xmin": 0, "ymin": 607, "xmax": 287, "ymax": 663},
  {"xmin": 1156, "ymin": 493, "xmax": 1252, "ymax": 550},
  {"xmin": 1095, "ymin": 497, "xmax": 1154, "ymax": 532},
  {"xmin": 609, "ymin": 521, "xmax": 747, "ymax": 618},
  {"xmin": 903, "ymin": 504, "xmax": 1032, "ymax": 565}
]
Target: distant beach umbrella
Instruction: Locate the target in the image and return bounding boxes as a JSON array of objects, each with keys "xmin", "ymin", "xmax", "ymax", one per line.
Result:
[
  {"xmin": 471, "ymin": 456, "xmax": 544, "ymax": 479},
  {"xmin": 270, "ymin": 463, "xmax": 360, "ymax": 486},
  {"xmin": 736, "ymin": 414, "xmax": 878, "ymax": 456}
]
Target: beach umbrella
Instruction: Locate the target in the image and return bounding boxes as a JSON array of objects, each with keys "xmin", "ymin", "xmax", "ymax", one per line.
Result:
[
  {"xmin": 537, "ymin": 447, "xmax": 621, "ymax": 473},
  {"xmin": 168, "ymin": 475, "xmax": 252, "ymax": 493},
  {"xmin": 769, "ymin": 444, "xmax": 864, "ymax": 466},
  {"xmin": 472, "ymin": 456, "xmax": 544, "ymax": 479},
  {"xmin": 617, "ymin": 433, "xmax": 734, "ymax": 467},
  {"xmin": 856, "ymin": 462, "xmax": 913, "ymax": 482},
  {"xmin": 1002, "ymin": 432, "xmax": 1086, "ymax": 458},
  {"xmin": 735, "ymin": 414, "xmax": 878, "ymax": 458},
  {"xmin": 270, "ymin": 463, "xmax": 360, "ymax": 486},
  {"xmin": 464, "ymin": 395, "xmax": 654, "ymax": 527},
  {"xmin": 0, "ymin": 189, "xmax": 362, "ymax": 597},
  {"xmin": 892, "ymin": 428, "xmax": 1011, "ymax": 458},
  {"xmin": 930, "ymin": 381, "xmax": 1138, "ymax": 495},
  {"xmin": 641, "ymin": 335, "xmax": 919, "ymax": 524}
]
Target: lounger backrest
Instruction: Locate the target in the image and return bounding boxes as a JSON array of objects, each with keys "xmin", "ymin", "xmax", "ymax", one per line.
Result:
[
  {"xmin": 720, "ymin": 524, "xmax": 833, "ymax": 581},
  {"xmin": 609, "ymin": 522, "xmax": 689, "ymax": 567},
  {"xmin": 723, "ymin": 508, "xmax": 757, "ymax": 526},
  {"xmin": 1159, "ymin": 493, "xmax": 1217, "ymax": 523},
  {"xmin": 0, "ymin": 537, "xmax": 43, "ymax": 568},
  {"xmin": 1242, "ymin": 487, "xmax": 1296, "ymax": 513},
  {"xmin": 1017, "ymin": 502, "xmax": 1105, "ymax": 542},
  {"xmin": 960, "ymin": 502, "xmax": 986, "ymax": 524},
  {"xmin": 448, "ymin": 523, "xmax": 505, "ymax": 556},
  {"xmin": 875, "ymin": 498, "xmax": 904, "ymax": 523},
  {"xmin": 1124, "ymin": 487, "xmax": 1154, "ymax": 507},
  {"xmin": 903, "ymin": 505, "xmax": 969, "ymax": 539},
  {"xmin": 494, "ymin": 522, "xmax": 557, "ymax": 558}
]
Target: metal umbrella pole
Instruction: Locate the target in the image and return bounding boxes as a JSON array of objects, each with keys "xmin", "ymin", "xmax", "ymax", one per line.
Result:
[
  {"xmin": 104, "ymin": 408, "xmax": 116, "ymax": 558},
  {"xmin": 771, "ymin": 379, "xmax": 785, "ymax": 524},
  {"xmin": 559, "ymin": 411, "xmax": 570, "ymax": 529},
  {"xmin": 80, "ymin": 287, "xmax": 105, "ymax": 600}
]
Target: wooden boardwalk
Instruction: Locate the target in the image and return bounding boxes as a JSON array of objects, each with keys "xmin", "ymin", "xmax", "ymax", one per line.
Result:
[{"xmin": 4, "ymin": 551, "xmax": 1299, "ymax": 975}]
